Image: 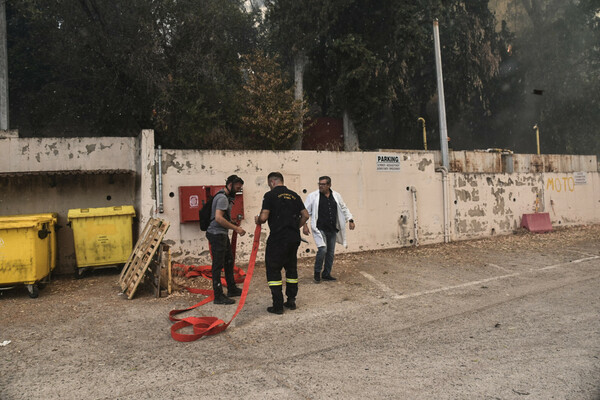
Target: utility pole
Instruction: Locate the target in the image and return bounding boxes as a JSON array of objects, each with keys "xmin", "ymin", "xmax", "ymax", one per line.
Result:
[
  {"xmin": 433, "ymin": 20, "xmax": 449, "ymax": 169},
  {"xmin": 0, "ymin": 1, "xmax": 8, "ymax": 130}
]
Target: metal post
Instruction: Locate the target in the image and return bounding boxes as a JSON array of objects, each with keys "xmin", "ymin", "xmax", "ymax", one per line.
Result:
[
  {"xmin": 433, "ymin": 20, "xmax": 449, "ymax": 169},
  {"xmin": 410, "ymin": 186, "xmax": 419, "ymax": 246},
  {"xmin": 418, "ymin": 117, "xmax": 427, "ymax": 150},
  {"xmin": 533, "ymin": 124, "xmax": 540, "ymax": 155},
  {"xmin": 0, "ymin": 1, "xmax": 9, "ymax": 130},
  {"xmin": 157, "ymin": 145, "xmax": 164, "ymax": 213}
]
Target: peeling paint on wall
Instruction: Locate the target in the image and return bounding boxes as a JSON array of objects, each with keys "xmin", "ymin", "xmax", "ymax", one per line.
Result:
[
  {"xmin": 455, "ymin": 189, "xmax": 471, "ymax": 202},
  {"xmin": 163, "ymin": 153, "xmax": 187, "ymax": 173},
  {"xmin": 457, "ymin": 219, "xmax": 468, "ymax": 233},
  {"xmin": 418, "ymin": 158, "xmax": 432, "ymax": 171},
  {"xmin": 467, "ymin": 206, "xmax": 485, "ymax": 217},
  {"xmin": 491, "ymin": 187, "xmax": 506, "ymax": 215},
  {"xmin": 469, "ymin": 219, "xmax": 487, "ymax": 233}
]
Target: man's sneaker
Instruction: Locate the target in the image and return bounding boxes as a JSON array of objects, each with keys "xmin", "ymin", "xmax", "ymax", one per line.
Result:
[
  {"xmin": 283, "ymin": 300, "xmax": 296, "ymax": 310},
  {"xmin": 214, "ymin": 293, "xmax": 235, "ymax": 305},
  {"xmin": 314, "ymin": 273, "xmax": 321, "ymax": 283},
  {"xmin": 267, "ymin": 306, "xmax": 284, "ymax": 315},
  {"xmin": 321, "ymin": 274, "xmax": 337, "ymax": 281},
  {"xmin": 227, "ymin": 286, "xmax": 243, "ymax": 297}
]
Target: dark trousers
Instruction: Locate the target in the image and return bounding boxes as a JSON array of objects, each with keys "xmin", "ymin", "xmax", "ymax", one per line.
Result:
[
  {"xmin": 265, "ymin": 237, "xmax": 300, "ymax": 308},
  {"xmin": 314, "ymin": 229, "xmax": 337, "ymax": 277},
  {"xmin": 206, "ymin": 232, "xmax": 236, "ymax": 296}
]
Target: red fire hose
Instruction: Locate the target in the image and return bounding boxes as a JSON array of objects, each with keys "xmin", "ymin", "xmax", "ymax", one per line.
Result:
[{"xmin": 169, "ymin": 224, "xmax": 261, "ymax": 342}]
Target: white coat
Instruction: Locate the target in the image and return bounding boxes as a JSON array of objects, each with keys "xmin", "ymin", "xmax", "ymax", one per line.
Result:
[{"xmin": 304, "ymin": 190, "xmax": 353, "ymax": 248}]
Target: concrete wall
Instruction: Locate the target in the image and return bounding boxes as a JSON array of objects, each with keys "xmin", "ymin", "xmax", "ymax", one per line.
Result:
[
  {"xmin": 542, "ymin": 172, "xmax": 600, "ymax": 226},
  {"xmin": 2, "ymin": 130, "xmax": 599, "ymax": 275},
  {"xmin": 155, "ymin": 149, "xmax": 445, "ymax": 265},
  {"xmin": 155, "ymin": 148, "xmax": 600, "ymax": 266},
  {"xmin": 451, "ymin": 173, "xmax": 543, "ymax": 239},
  {"xmin": 0, "ymin": 133, "xmax": 145, "ymax": 275},
  {"xmin": 0, "ymin": 135, "xmax": 137, "ymax": 173}
]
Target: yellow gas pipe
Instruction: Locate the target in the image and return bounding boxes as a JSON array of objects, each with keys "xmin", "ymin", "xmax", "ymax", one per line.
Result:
[{"xmin": 533, "ymin": 124, "xmax": 540, "ymax": 155}]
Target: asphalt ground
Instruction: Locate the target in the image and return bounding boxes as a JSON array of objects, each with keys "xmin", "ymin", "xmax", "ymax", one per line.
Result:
[{"xmin": 1, "ymin": 225, "xmax": 599, "ymax": 399}]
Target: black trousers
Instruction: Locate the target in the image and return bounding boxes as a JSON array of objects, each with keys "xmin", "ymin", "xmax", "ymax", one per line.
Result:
[
  {"xmin": 206, "ymin": 232, "xmax": 236, "ymax": 295},
  {"xmin": 265, "ymin": 237, "xmax": 300, "ymax": 308}
]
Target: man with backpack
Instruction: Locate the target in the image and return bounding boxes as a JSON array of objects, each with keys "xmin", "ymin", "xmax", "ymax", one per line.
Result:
[
  {"xmin": 255, "ymin": 172, "xmax": 309, "ymax": 314},
  {"xmin": 206, "ymin": 175, "xmax": 246, "ymax": 305}
]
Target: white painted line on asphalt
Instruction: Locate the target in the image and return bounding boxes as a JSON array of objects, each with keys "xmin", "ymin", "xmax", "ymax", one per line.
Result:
[
  {"xmin": 359, "ymin": 271, "xmax": 401, "ymax": 298},
  {"xmin": 392, "ymin": 272, "xmax": 520, "ymax": 300},
  {"xmin": 535, "ymin": 255, "xmax": 600, "ymax": 272},
  {"xmin": 488, "ymin": 263, "xmax": 512, "ymax": 273},
  {"xmin": 360, "ymin": 255, "xmax": 600, "ymax": 301},
  {"xmin": 564, "ymin": 248, "xmax": 597, "ymax": 257}
]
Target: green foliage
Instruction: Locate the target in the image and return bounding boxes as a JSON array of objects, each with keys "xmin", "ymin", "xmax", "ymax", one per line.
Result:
[
  {"xmin": 7, "ymin": 0, "xmax": 257, "ymax": 149},
  {"xmin": 240, "ymin": 51, "xmax": 306, "ymax": 149},
  {"xmin": 6, "ymin": 1, "xmax": 599, "ymax": 154},
  {"xmin": 477, "ymin": 0, "xmax": 600, "ymax": 156},
  {"xmin": 266, "ymin": 0, "xmax": 504, "ymax": 150}
]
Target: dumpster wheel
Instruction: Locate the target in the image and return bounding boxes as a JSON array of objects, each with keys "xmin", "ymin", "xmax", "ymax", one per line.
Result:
[
  {"xmin": 74, "ymin": 267, "xmax": 86, "ymax": 280},
  {"xmin": 26, "ymin": 284, "xmax": 39, "ymax": 298}
]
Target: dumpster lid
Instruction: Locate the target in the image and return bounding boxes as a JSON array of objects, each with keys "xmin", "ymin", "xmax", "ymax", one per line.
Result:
[
  {"xmin": 67, "ymin": 205, "xmax": 136, "ymax": 219},
  {"xmin": 0, "ymin": 213, "xmax": 58, "ymax": 225},
  {"xmin": 0, "ymin": 219, "xmax": 46, "ymax": 230}
]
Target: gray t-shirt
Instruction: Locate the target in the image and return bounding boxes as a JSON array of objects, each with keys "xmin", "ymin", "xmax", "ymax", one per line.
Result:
[{"xmin": 206, "ymin": 191, "xmax": 232, "ymax": 235}]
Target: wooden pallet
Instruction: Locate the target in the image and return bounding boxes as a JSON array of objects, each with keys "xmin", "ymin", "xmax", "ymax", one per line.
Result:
[
  {"xmin": 145, "ymin": 243, "xmax": 171, "ymax": 298},
  {"xmin": 119, "ymin": 217, "xmax": 170, "ymax": 299}
]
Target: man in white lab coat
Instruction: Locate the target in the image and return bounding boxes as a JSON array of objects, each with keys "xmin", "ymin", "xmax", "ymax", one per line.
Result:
[{"xmin": 302, "ymin": 176, "xmax": 355, "ymax": 282}]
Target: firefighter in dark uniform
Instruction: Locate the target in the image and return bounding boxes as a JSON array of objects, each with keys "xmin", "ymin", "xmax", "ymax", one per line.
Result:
[{"xmin": 255, "ymin": 172, "xmax": 309, "ymax": 314}]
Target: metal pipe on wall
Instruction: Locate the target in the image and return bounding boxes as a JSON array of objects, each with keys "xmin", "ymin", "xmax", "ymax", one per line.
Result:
[
  {"xmin": 533, "ymin": 124, "xmax": 541, "ymax": 155},
  {"xmin": 157, "ymin": 145, "xmax": 164, "ymax": 213},
  {"xmin": 436, "ymin": 166, "xmax": 450, "ymax": 243},
  {"xmin": 410, "ymin": 186, "xmax": 419, "ymax": 246}
]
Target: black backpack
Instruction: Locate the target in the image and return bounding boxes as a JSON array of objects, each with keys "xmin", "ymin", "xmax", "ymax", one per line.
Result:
[
  {"xmin": 198, "ymin": 195, "xmax": 215, "ymax": 231},
  {"xmin": 199, "ymin": 190, "xmax": 229, "ymax": 231}
]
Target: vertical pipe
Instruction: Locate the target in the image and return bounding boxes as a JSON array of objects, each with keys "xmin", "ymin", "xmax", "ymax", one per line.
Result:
[
  {"xmin": 436, "ymin": 166, "xmax": 450, "ymax": 243},
  {"xmin": 410, "ymin": 186, "xmax": 419, "ymax": 246},
  {"xmin": 292, "ymin": 52, "xmax": 307, "ymax": 150},
  {"xmin": 534, "ymin": 124, "xmax": 541, "ymax": 155},
  {"xmin": 0, "ymin": 2, "xmax": 9, "ymax": 130},
  {"xmin": 418, "ymin": 117, "xmax": 427, "ymax": 150},
  {"xmin": 157, "ymin": 145, "xmax": 164, "ymax": 213},
  {"xmin": 433, "ymin": 20, "xmax": 449, "ymax": 169}
]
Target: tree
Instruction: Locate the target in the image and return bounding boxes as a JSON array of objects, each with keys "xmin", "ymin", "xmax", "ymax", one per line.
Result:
[
  {"xmin": 7, "ymin": 0, "xmax": 258, "ymax": 149},
  {"xmin": 486, "ymin": 0, "xmax": 600, "ymax": 155},
  {"xmin": 265, "ymin": 0, "xmax": 322, "ymax": 149},
  {"xmin": 266, "ymin": 0, "xmax": 504, "ymax": 151},
  {"xmin": 150, "ymin": 0, "xmax": 258, "ymax": 148},
  {"xmin": 240, "ymin": 50, "xmax": 306, "ymax": 149}
]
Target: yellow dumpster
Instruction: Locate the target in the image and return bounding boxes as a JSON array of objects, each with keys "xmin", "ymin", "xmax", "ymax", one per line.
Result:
[
  {"xmin": 67, "ymin": 206, "xmax": 136, "ymax": 277},
  {"xmin": 0, "ymin": 213, "xmax": 57, "ymax": 298},
  {"xmin": 1, "ymin": 213, "xmax": 58, "ymax": 272}
]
